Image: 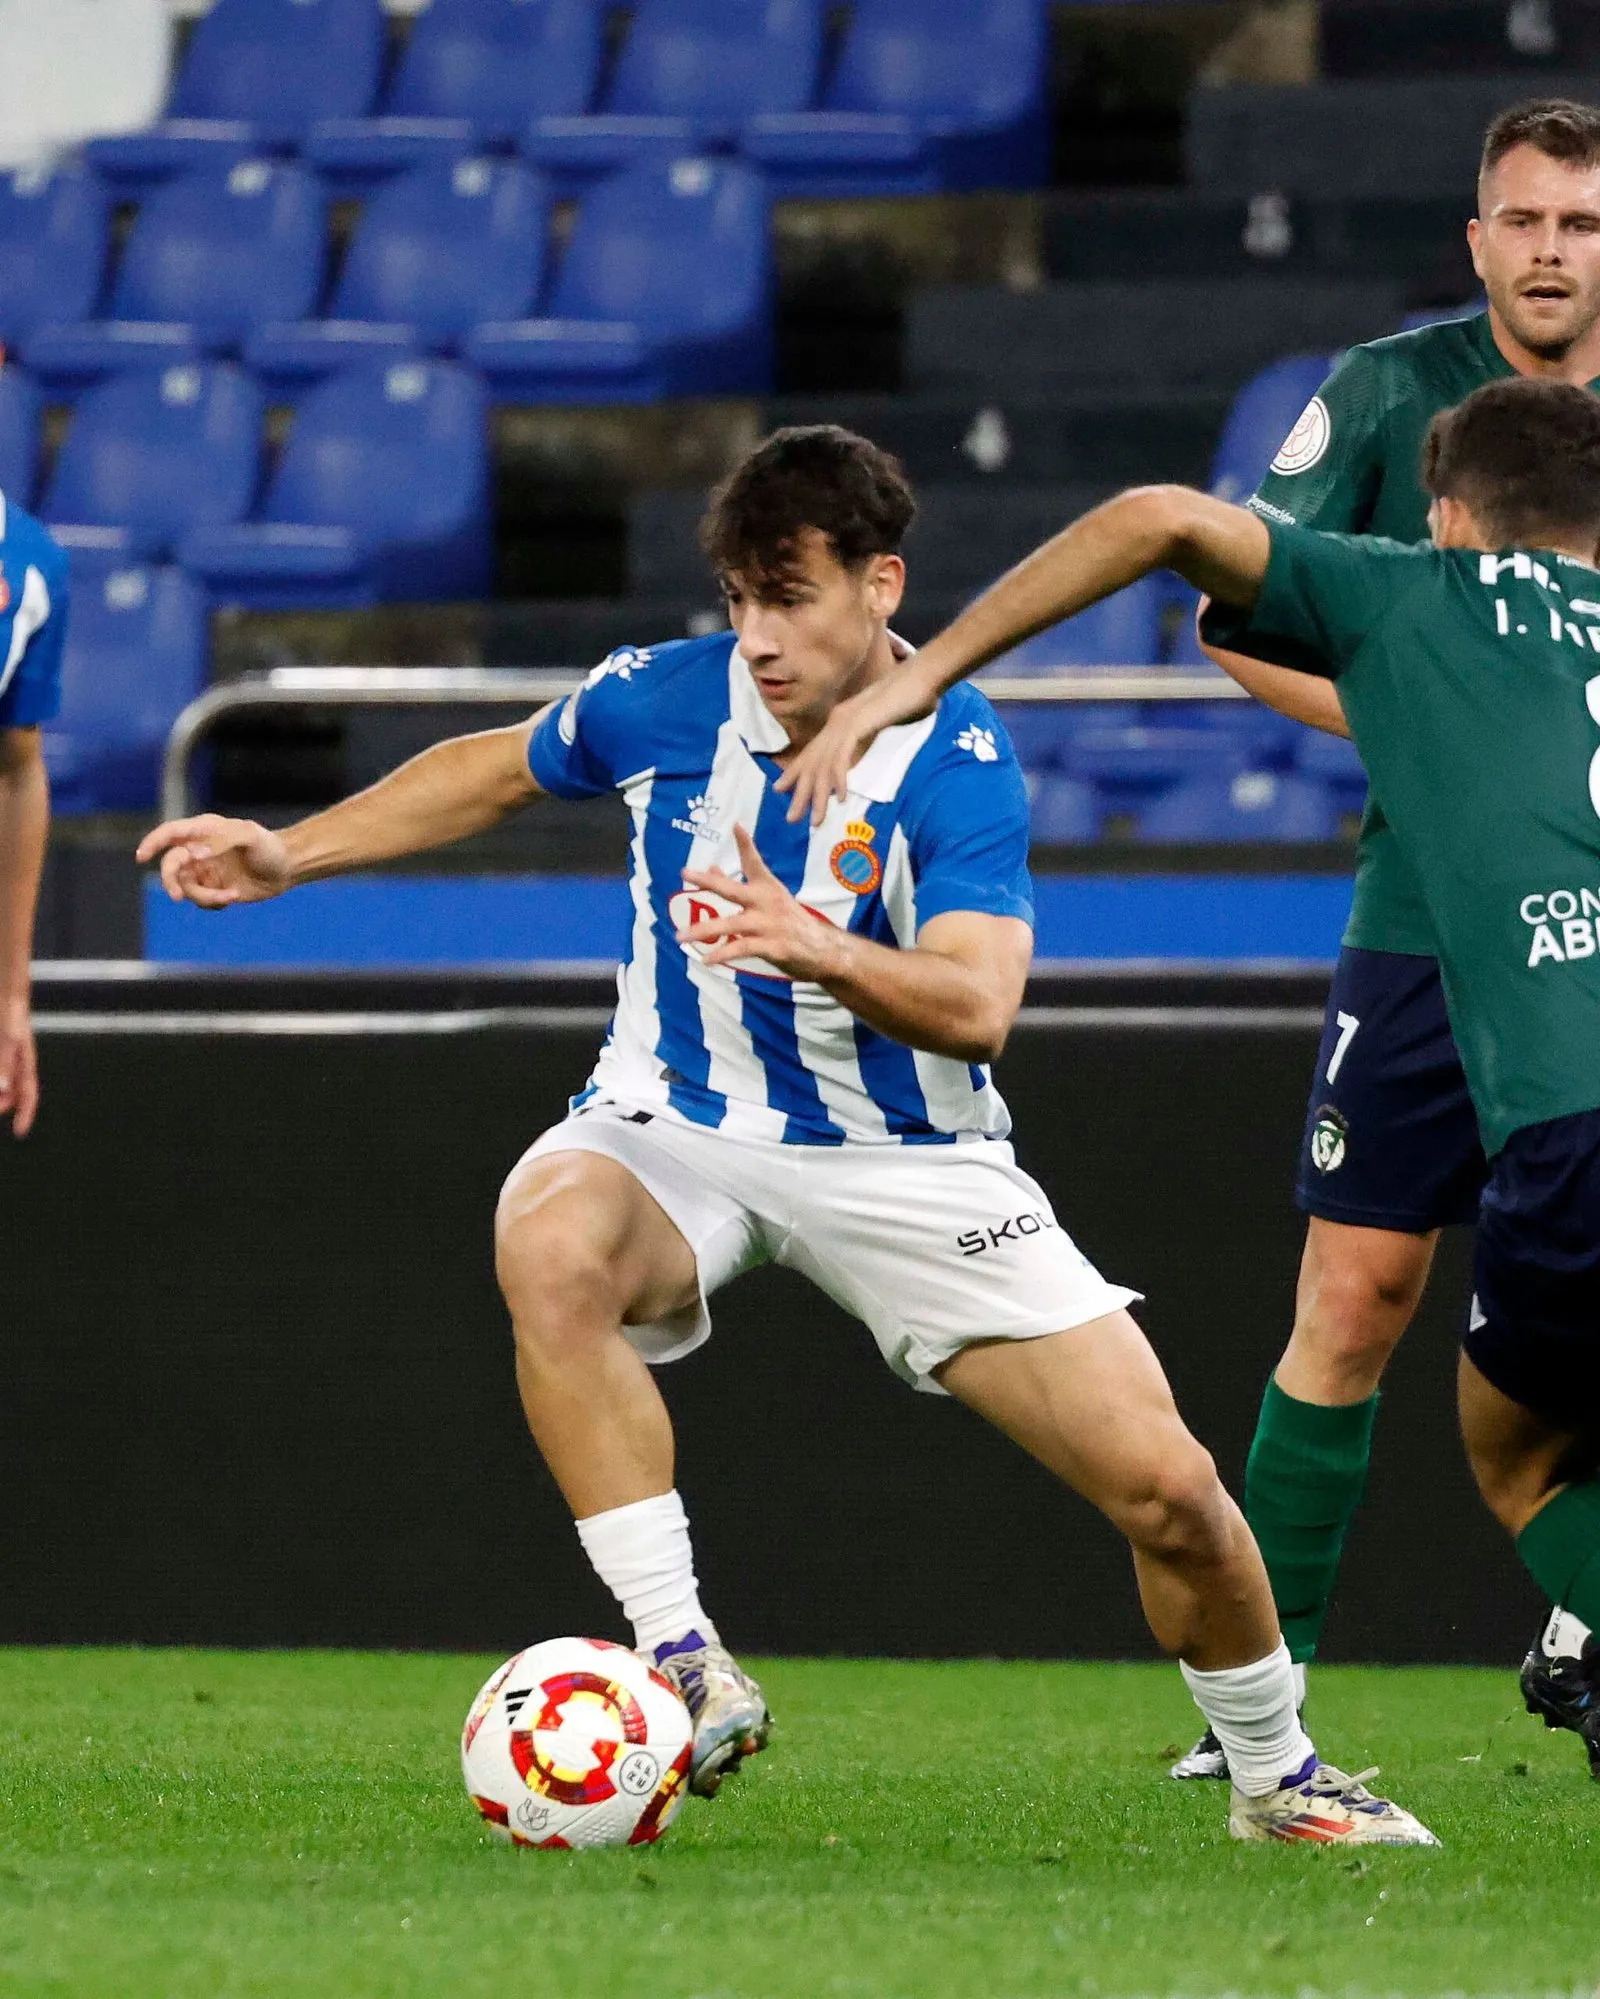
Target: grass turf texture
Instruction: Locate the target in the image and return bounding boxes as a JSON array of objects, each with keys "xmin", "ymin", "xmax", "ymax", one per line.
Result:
[{"xmin": 0, "ymin": 1653, "xmax": 1594, "ymax": 1999}]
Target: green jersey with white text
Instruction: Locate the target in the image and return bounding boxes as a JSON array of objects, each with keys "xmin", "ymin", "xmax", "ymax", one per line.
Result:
[
  {"xmin": 1249, "ymin": 313, "xmax": 1600, "ymax": 957},
  {"xmin": 1204, "ymin": 525, "xmax": 1600, "ymax": 1156}
]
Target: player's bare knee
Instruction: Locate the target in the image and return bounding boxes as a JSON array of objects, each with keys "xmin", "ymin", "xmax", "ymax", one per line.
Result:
[
  {"xmin": 1122, "ymin": 1441, "xmax": 1230, "ymax": 1563},
  {"xmin": 495, "ymin": 1170, "xmax": 627, "ymax": 1337}
]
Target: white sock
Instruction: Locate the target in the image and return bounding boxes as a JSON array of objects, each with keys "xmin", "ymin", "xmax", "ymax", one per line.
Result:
[
  {"xmin": 1293, "ymin": 1660, "xmax": 1308, "ymax": 1708},
  {"xmin": 574, "ymin": 1490, "xmax": 712, "ymax": 1657},
  {"xmin": 1182, "ymin": 1642, "xmax": 1317, "ymax": 1799},
  {"xmin": 1542, "ymin": 1606, "xmax": 1593, "ymax": 1660}
]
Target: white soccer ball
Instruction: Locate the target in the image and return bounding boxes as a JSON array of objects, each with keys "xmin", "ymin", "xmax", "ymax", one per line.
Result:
[{"xmin": 461, "ymin": 1637, "xmax": 694, "ymax": 1850}]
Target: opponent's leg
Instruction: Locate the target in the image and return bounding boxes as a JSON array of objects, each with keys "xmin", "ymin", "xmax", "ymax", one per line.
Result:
[
  {"xmin": 496, "ymin": 1146, "xmax": 768, "ymax": 1792},
  {"xmin": 1458, "ymin": 1353, "xmax": 1600, "ymax": 1776},
  {"xmin": 938, "ymin": 1314, "xmax": 1436, "ymax": 1842}
]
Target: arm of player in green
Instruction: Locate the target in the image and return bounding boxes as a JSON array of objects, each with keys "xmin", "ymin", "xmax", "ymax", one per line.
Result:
[{"xmin": 778, "ymin": 486, "xmax": 1278, "ymax": 822}]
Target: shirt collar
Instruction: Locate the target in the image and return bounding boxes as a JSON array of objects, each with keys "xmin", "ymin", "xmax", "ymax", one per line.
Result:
[{"xmin": 728, "ymin": 645, "xmax": 940, "ymax": 802}]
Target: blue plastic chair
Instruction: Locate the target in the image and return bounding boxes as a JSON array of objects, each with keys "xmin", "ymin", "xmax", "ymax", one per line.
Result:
[
  {"xmin": 525, "ymin": 0, "xmax": 823, "ymax": 177},
  {"xmin": 1296, "ymin": 724, "xmax": 1368, "ymax": 799},
  {"xmin": 467, "ymin": 157, "xmax": 772, "ymax": 402},
  {"xmin": 0, "ymin": 368, "xmax": 41, "ymax": 506},
  {"xmin": 0, "ymin": 169, "xmax": 109, "ymax": 348},
  {"xmin": 307, "ymin": 0, "xmax": 604, "ymax": 182},
  {"xmin": 1029, "ymin": 775, "xmax": 1101, "ymax": 845},
  {"xmin": 1135, "ymin": 771, "xmax": 1342, "ymax": 843},
  {"xmin": 249, "ymin": 158, "xmax": 550, "ymax": 382},
  {"xmin": 743, "ymin": 0, "xmax": 1049, "ymax": 198},
  {"xmin": 42, "ymin": 561, "xmax": 208, "ymax": 813},
  {"xmin": 43, "ymin": 364, "xmax": 264, "ymax": 563},
  {"xmin": 1065, "ymin": 721, "xmax": 1258, "ymax": 803},
  {"xmin": 1209, "ymin": 351, "xmax": 1336, "ymax": 506},
  {"xmin": 989, "ymin": 580, "xmax": 1165, "ymax": 672},
  {"xmin": 87, "ymin": 0, "xmax": 386, "ymax": 187},
  {"xmin": 26, "ymin": 162, "xmax": 326, "ymax": 390},
  {"xmin": 179, "ymin": 359, "xmax": 491, "ymax": 609}
]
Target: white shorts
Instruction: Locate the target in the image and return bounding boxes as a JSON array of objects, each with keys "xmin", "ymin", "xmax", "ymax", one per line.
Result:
[{"xmin": 517, "ymin": 1103, "xmax": 1141, "ymax": 1395}]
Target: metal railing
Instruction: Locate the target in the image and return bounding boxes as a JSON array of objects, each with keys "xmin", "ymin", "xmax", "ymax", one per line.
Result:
[{"xmin": 160, "ymin": 664, "xmax": 1249, "ymax": 821}]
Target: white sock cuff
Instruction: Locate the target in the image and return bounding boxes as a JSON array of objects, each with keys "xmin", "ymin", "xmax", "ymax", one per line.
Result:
[
  {"xmin": 575, "ymin": 1489, "xmax": 708, "ymax": 1656},
  {"xmin": 1182, "ymin": 1641, "xmax": 1316, "ymax": 1799},
  {"xmin": 576, "ymin": 1490, "xmax": 689, "ymax": 1547}
]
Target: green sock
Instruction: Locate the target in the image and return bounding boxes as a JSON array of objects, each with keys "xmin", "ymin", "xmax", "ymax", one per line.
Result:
[
  {"xmin": 1517, "ymin": 1481, "xmax": 1600, "ymax": 1630},
  {"xmin": 1244, "ymin": 1379, "xmax": 1380, "ymax": 1665}
]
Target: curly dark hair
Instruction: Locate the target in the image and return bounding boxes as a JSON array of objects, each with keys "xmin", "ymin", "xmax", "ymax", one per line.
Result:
[
  {"xmin": 1423, "ymin": 378, "xmax": 1600, "ymax": 546},
  {"xmin": 698, "ymin": 425, "xmax": 916, "ymax": 593},
  {"xmin": 1482, "ymin": 98, "xmax": 1600, "ymax": 185}
]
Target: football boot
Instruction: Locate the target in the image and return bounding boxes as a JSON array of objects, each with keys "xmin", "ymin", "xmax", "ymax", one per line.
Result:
[
  {"xmin": 1230, "ymin": 1756, "xmax": 1439, "ymax": 1846},
  {"xmin": 652, "ymin": 1630, "xmax": 771, "ymax": 1798}
]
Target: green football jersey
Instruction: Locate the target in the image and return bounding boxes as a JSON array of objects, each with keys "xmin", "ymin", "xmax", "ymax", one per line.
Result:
[
  {"xmin": 1246, "ymin": 313, "xmax": 1600, "ymax": 958},
  {"xmin": 1205, "ymin": 524, "xmax": 1600, "ymax": 1157}
]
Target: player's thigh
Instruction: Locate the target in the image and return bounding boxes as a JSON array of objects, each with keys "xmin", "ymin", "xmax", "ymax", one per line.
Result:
[
  {"xmin": 496, "ymin": 1144, "xmax": 701, "ymax": 1330},
  {"xmin": 938, "ymin": 1311, "xmax": 1222, "ymax": 1535},
  {"xmin": 1295, "ymin": 1214, "xmax": 1438, "ymax": 1340},
  {"xmin": 1298, "ymin": 947, "xmax": 1486, "ymax": 1236}
]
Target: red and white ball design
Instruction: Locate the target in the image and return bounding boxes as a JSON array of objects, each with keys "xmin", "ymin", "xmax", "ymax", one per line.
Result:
[{"xmin": 462, "ymin": 1638, "xmax": 694, "ymax": 1850}]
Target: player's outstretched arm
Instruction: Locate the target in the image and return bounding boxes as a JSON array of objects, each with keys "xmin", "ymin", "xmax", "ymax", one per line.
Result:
[
  {"xmin": 779, "ymin": 486, "xmax": 1273, "ymax": 823},
  {"xmin": 138, "ymin": 713, "xmax": 549, "ymax": 909}
]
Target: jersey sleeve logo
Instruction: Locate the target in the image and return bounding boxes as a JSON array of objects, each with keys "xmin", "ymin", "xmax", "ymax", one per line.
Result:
[
  {"xmin": 1270, "ymin": 397, "xmax": 1332, "ymax": 477},
  {"xmin": 956, "ymin": 724, "xmax": 999, "ymax": 763}
]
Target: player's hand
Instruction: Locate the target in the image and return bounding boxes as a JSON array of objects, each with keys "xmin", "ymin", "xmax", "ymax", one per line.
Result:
[
  {"xmin": 136, "ymin": 813, "xmax": 295, "ymax": 908},
  {"xmin": 678, "ymin": 824, "xmax": 844, "ymax": 982},
  {"xmin": 776, "ymin": 658, "xmax": 939, "ymax": 826},
  {"xmin": 0, "ymin": 992, "xmax": 39, "ymax": 1138}
]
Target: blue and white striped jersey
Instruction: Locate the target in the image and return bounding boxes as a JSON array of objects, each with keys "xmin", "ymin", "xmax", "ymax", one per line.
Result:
[
  {"xmin": 528, "ymin": 632, "xmax": 1034, "ymax": 1147},
  {"xmin": 0, "ymin": 495, "xmax": 68, "ymax": 731}
]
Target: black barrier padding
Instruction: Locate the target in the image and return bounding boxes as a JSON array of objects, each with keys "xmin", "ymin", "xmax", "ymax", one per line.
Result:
[{"xmin": 0, "ymin": 1023, "xmax": 1536, "ymax": 1661}]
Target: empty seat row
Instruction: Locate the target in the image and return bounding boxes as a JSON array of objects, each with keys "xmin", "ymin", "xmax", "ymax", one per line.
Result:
[
  {"xmin": 1030, "ymin": 771, "xmax": 1355, "ymax": 847},
  {"xmin": 84, "ymin": 0, "xmax": 1048, "ymax": 200},
  {"xmin": 2, "ymin": 156, "xmax": 771, "ymax": 404}
]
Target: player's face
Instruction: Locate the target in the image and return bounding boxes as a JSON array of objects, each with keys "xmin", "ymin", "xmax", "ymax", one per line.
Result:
[
  {"xmin": 722, "ymin": 530, "xmax": 906, "ymax": 739},
  {"xmin": 1471, "ymin": 145, "xmax": 1600, "ymax": 361}
]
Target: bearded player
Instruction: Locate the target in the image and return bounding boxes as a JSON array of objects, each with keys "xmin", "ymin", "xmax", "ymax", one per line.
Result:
[
  {"xmin": 138, "ymin": 427, "xmax": 1434, "ymax": 1845},
  {"xmin": 786, "ymin": 96, "xmax": 1600, "ymax": 1780}
]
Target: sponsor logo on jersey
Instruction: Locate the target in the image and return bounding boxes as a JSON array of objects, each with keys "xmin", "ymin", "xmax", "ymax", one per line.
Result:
[
  {"xmin": 1270, "ymin": 397, "xmax": 1332, "ymax": 477},
  {"xmin": 668, "ymin": 885, "xmax": 836, "ymax": 981},
  {"xmin": 956, "ymin": 725, "xmax": 999, "ymax": 763},
  {"xmin": 671, "ymin": 792, "xmax": 720, "ymax": 838},
  {"xmin": 1247, "ymin": 496, "xmax": 1298, "ymax": 526},
  {"xmin": 1518, "ymin": 884, "xmax": 1600, "ymax": 968},
  {"xmin": 1309, "ymin": 1105, "xmax": 1348, "ymax": 1173},
  {"xmin": 830, "ymin": 820, "xmax": 882, "ymax": 895},
  {"xmin": 956, "ymin": 1209, "xmax": 1059, "ymax": 1256}
]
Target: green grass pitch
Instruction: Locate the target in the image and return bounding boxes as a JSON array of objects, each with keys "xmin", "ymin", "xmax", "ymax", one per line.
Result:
[{"xmin": 0, "ymin": 1650, "xmax": 1595, "ymax": 1999}]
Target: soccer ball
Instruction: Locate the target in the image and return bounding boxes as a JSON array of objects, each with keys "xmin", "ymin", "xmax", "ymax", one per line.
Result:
[{"xmin": 461, "ymin": 1637, "xmax": 694, "ymax": 1850}]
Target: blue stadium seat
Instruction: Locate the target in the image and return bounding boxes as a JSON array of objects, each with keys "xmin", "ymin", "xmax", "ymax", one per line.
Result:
[
  {"xmin": 1029, "ymin": 774, "xmax": 1101, "ymax": 845},
  {"xmin": 466, "ymin": 158, "xmax": 771, "ymax": 402},
  {"xmin": 1398, "ymin": 299, "xmax": 1484, "ymax": 334},
  {"xmin": 1296, "ymin": 724, "xmax": 1368, "ymax": 800},
  {"xmin": 0, "ymin": 367, "xmax": 41, "ymax": 505},
  {"xmin": 988, "ymin": 579, "xmax": 1165, "ymax": 671},
  {"xmin": 742, "ymin": 0, "xmax": 1049, "ymax": 199},
  {"xmin": 87, "ymin": 0, "xmax": 385, "ymax": 187},
  {"xmin": 992, "ymin": 699, "xmax": 1136, "ymax": 778},
  {"xmin": 0, "ymin": 169, "xmax": 109, "ymax": 348},
  {"xmin": 249, "ymin": 158, "xmax": 550, "ymax": 383},
  {"xmin": 524, "ymin": 0, "xmax": 822, "ymax": 177},
  {"xmin": 1065, "ymin": 720, "xmax": 1257, "ymax": 799},
  {"xmin": 1134, "ymin": 771, "xmax": 1342, "ymax": 843},
  {"xmin": 307, "ymin": 0, "xmax": 604, "ymax": 182},
  {"xmin": 42, "ymin": 364, "xmax": 263, "ymax": 562},
  {"xmin": 178, "ymin": 359, "xmax": 490, "ymax": 609},
  {"xmin": 41, "ymin": 560, "xmax": 208, "ymax": 814},
  {"xmin": 25, "ymin": 162, "xmax": 326, "ymax": 390},
  {"xmin": 1209, "ymin": 351, "xmax": 1336, "ymax": 505}
]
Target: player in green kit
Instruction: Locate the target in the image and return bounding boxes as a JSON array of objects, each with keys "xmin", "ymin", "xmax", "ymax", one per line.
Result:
[
  {"xmin": 785, "ymin": 95, "xmax": 1600, "ymax": 1776},
  {"xmin": 778, "ymin": 375, "xmax": 1600, "ymax": 1780}
]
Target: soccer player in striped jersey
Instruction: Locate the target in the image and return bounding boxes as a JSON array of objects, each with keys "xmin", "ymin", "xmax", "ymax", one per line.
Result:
[
  {"xmin": 0, "ymin": 494, "xmax": 70, "ymax": 1139},
  {"xmin": 139, "ymin": 427, "xmax": 1433, "ymax": 1844}
]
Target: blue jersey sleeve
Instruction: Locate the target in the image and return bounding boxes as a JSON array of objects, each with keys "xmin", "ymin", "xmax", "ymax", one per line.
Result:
[
  {"xmin": 902, "ymin": 704, "xmax": 1035, "ymax": 929},
  {"xmin": 0, "ymin": 552, "xmax": 68, "ymax": 730},
  {"xmin": 527, "ymin": 646, "xmax": 656, "ymax": 799}
]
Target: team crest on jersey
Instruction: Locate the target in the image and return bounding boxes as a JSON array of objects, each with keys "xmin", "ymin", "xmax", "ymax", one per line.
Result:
[
  {"xmin": 830, "ymin": 820, "xmax": 881, "ymax": 896},
  {"xmin": 1271, "ymin": 397, "xmax": 1331, "ymax": 476},
  {"xmin": 1309, "ymin": 1104, "xmax": 1348, "ymax": 1174}
]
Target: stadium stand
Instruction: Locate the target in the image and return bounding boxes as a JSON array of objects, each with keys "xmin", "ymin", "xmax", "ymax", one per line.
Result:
[
  {"xmin": 178, "ymin": 358, "xmax": 490, "ymax": 610},
  {"xmin": 42, "ymin": 559, "xmax": 208, "ymax": 814},
  {"xmin": 1027, "ymin": 775, "xmax": 1102, "ymax": 847},
  {"xmin": 0, "ymin": 0, "xmax": 171, "ymax": 170},
  {"xmin": 0, "ymin": 168, "xmax": 110, "ymax": 351},
  {"xmin": 1134, "ymin": 772, "xmax": 1344, "ymax": 844},
  {"xmin": 1207, "ymin": 351, "xmax": 1335, "ymax": 503},
  {"xmin": 42, "ymin": 364, "xmax": 265, "ymax": 562},
  {"xmin": 25, "ymin": 160, "xmax": 326, "ymax": 389},
  {"xmin": 742, "ymin": 0, "xmax": 1050, "ymax": 197},
  {"xmin": 87, "ymin": 0, "xmax": 386, "ymax": 186},
  {"xmin": 465, "ymin": 157, "xmax": 772, "ymax": 401},
  {"xmin": 523, "ymin": 0, "xmax": 824, "ymax": 178},
  {"xmin": 307, "ymin": 0, "xmax": 606, "ymax": 182},
  {"xmin": 248, "ymin": 156, "xmax": 550, "ymax": 383},
  {"xmin": 0, "ymin": 365, "xmax": 40, "ymax": 504}
]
